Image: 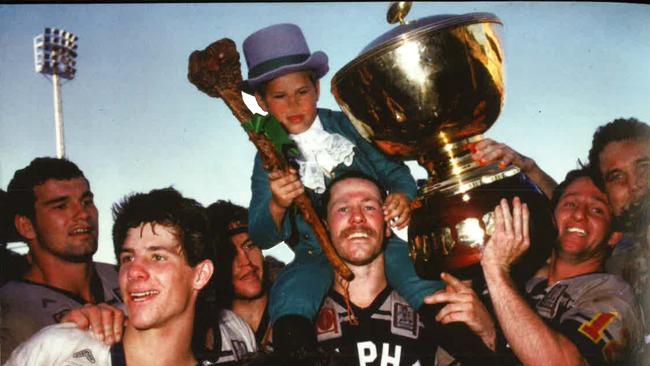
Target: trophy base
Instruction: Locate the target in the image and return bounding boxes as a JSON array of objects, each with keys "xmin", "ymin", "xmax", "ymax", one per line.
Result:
[{"xmin": 408, "ymin": 166, "xmax": 556, "ymax": 283}]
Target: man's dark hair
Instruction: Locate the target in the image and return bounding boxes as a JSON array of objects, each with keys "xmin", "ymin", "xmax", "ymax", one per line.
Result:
[
  {"xmin": 7, "ymin": 157, "xmax": 86, "ymax": 220},
  {"xmin": 205, "ymin": 200, "xmax": 247, "ymax": 309},
  {"xmin": 321, "ymin": 170, "xmax": 388, "ymax": 217},
  {"xmin": 204, "ymin": 200, "xmax": 279, "ymax": 304},
  {"xmin": 550, "ymin": 166, "xmax": 602, "ymax": 211},
  {"xmin": 111, "ymin": 187, "xmax": 208, "ymax": 267},
  {"xmin": 551, "ymin": 166, "xmax": 620, "ymax": 255},
  {"xmin": 588, "ymin": 117, "xmax": 650, "ymax": 186},
  {"xmin": 207, "ymin": 200, "xmax": 248, "ymax": 241}
]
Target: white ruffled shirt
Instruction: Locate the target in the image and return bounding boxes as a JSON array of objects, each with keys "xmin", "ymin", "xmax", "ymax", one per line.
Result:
[{"xmin": 290, "ymin": 116, "xmax": 356, "ymax": 193}]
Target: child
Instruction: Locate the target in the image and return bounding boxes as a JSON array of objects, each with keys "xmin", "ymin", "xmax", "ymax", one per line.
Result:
[{"xmin": 241, "ymin": 23, "xmax": 444, "ymax": 356}]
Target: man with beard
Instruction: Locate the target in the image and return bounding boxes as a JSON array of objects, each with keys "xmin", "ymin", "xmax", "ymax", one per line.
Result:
[
  {"xmin": 587, "ymin": 118, "xmax": 650, "ymax": 281},
  {"xmin": 588, "ymin": 118, "xmax": 650, "ymax": 355},
  {"xmin": 304, "ymin": 171, "xmax": 495, "ymax": 366},
  {"xmin": 199, "ymin": 200, "xmax": 272, "ymax": 362},
  {"xmin": 0, "ymin": 157, "xmax": 122, "ymax": 363},
  {"xmin": 4, "ymin": 187, "xmax": 215, "ymax": 366}
]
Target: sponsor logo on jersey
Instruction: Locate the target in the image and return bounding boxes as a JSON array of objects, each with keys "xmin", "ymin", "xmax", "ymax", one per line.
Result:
[
  {"xmin": 391, "ymin": 300, "xmax": 418, "ymax": 339},
  {"xmin": 231, "ymin": 340, "xmax": 249, "ymax": 361},
  {"xmin": 72, "ymin": 348, "xmax": 96, "ymax": 363},
  {"xmin": 53, "ymin": 308, "xmax": 71, "ymax": 323},
  {"xmin": 316, "ymin": 300, "xmax": 343, "ymax": 341},
  {"xmin": 578, "ymin": 312, "xmax": 617, "ymax": 344}
]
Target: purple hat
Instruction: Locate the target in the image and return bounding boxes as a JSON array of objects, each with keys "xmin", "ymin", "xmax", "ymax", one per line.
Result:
[{"xmin": 241, "ymin": 23, "xmax": 329, "ymax": 95}]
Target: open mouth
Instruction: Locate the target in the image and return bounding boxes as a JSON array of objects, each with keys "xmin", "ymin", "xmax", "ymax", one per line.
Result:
[
  {"xmin": 347, "ymin": 232, "xmax": 369, "ymax": 239},
  {"xmin": 239, "ymin": 271, "xmax": 259, "ymax": 281},
  {"xmin": 566, "ymin": 227, "xmax": 587, "ymax": 237},
  {"xmin": 129, "ymin": 290, "xmax": 159, "ymax": 302},
  {"xmin": 342, "ymin": 227, "xmax": 376, "ymax": 241},
  {"xmin": 287, "ymin": 115, "xmax": 303, "ymax": 124},
  {"xmin": 69, "ymin": 227, "xmax": 95, "ymax": 237}
]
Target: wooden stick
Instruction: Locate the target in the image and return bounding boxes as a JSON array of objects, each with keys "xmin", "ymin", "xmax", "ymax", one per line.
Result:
[{"xmin": 188, "ymin": 38, "xmax": 353, "ymax": 281}]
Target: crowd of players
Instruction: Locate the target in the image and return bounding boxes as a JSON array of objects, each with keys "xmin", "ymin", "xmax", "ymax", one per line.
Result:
[{"xmin": 1, "ymin": 22, "xmax": 650, "ymax": 366}]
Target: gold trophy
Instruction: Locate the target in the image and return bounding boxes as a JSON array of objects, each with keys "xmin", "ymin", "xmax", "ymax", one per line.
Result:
[{"xmin": 332, "ymin": 3, "xmax": 555, "ymax": 281}]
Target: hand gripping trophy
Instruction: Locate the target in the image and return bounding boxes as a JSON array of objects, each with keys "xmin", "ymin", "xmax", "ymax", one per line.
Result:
[{"xmin": 332, "ymin": 3, "xmax": 555, "ymax": 282}]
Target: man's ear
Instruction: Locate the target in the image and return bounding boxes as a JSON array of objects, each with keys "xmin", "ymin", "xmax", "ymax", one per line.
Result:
[
  {"xmin": 607, "ymin": 231, "xmax": 623, "ymax": 247},
  {"xmin": 193, "ymin": 259, "xmax": 214, "ymax": 291},
  {"xmin": 254, "ymin": 93, "xmax": 268, "ymax": 113},
  {"xmin": 15, "ymin": 215, "xmax": 36, "ymax": 241},
  {"xmin": 315, "ymin": 80, "xmax": 321, "ymax": 101},
  {"xmin": 385, "ymin": 223, "xmax": 392, "ymax": 239}
]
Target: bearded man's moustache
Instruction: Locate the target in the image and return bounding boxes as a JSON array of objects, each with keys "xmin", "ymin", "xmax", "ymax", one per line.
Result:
[{"xmin": 339, "ymin": 226, "xmax": 377, "ymax": 240}]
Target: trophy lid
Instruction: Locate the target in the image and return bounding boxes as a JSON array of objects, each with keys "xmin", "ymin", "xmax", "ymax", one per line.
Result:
[
  {"xmin": 331, "ymin": 8, "xmax": 506, "ymax": 162},
  {"xmin": 361, "ymin": 12, "xmax": 501, "ymax": 55}
]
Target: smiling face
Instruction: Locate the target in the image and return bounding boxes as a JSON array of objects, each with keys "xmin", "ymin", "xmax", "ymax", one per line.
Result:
[
  {"xmin": 118, "ymin": 223, "xmax": 209, "ymax": 331},
  {"xmin": 554, "ymin": 177, "xmax": 617, "ymax": 263},
  {"xmin": 599, "ymin": 139, "xmax": 650, "ymax": 218},
  {"xmin": 19, "ymin": 178, "xmax": 98, "ymax": 262},
  {"xmin": 326, "ymin": 178, "xmax": 390, "ymax": 266},
  {"xmin": 230, "ymin": 232, "xmax": 265, "ymax": 300},
  {"xmin": 255, "ymin": 71, "xmax": 320, "ymax": 135}
]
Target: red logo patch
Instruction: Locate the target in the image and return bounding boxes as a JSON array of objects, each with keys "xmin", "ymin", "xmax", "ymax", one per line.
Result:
[{"xmin": 316, "ymin": 307, "xmax": 338, "ymax": 335}]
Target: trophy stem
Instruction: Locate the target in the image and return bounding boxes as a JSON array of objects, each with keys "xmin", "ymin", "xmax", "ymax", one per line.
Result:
[{"xmin": 417, "ymin": 133, "xmax": 483, "ymax": 186}]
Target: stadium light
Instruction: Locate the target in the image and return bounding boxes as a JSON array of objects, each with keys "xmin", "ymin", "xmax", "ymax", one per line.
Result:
[{"xmin": 33, "ymin": 27, "xmax": 78, "ymax": 158}]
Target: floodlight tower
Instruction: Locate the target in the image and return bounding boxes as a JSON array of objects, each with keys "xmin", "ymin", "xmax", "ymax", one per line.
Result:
[{"xmin": 33, "ymin": 28, "xmax": 78, "ymax": 158}]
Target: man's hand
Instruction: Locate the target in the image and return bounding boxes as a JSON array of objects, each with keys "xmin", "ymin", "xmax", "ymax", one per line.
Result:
[
  {"xmin": 424, "ymin": 272, "xmax": 497, "ymax": 351},
  {"xmin": 61, "ymin": 303, "xmax": 126, "ymax": 345},
  {"xmin": 383, "ymin": 192, "xmax": 411, "ymax": 230},
  {"xmin": 481, "ymin": 197, "xmax": 530, "ymax": 274},
  {"xmin": 268, "ymin": 168, "xmax": 304, "ymax": 210},
  {"xmin": 470, "ymin": 138, "xmax": 536, "ymax": 171},
  {"xmin": 470, "ymin": 138, "xmax": 557, "ymax": 198}
]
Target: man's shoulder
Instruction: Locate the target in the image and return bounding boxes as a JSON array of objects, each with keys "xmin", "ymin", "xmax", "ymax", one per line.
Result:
[
  {"xmin": 93, "ymin": 262, "xmax": 123, "ymax": 306},
  {"xmin": 530, "ymin": 272, "xmax": 643, "ymax": 363},
  {"xmin": 0, "ymin": 279, "xmax": 74, "ymax": 316},
  {"xmin": 4, "ymin": 323, "xmax": 110, "ymax": 366},
  {"xmin": 216, "ymin": 309, "xmax": 258, "ymax": 362},
  {"xmin": 219, "ymin": 309, "xmax": 251, "ymax": 331},
  {"xmin": 568, "ymin": 272, "xmax": 635, "ymax": 302},
  {"xmin": 317, "ymin": 109, "xmax": 349, "ymax": 129},
  {"xmin": 93, "ymin": 262, "xmax": 118, "ymax": 280}
]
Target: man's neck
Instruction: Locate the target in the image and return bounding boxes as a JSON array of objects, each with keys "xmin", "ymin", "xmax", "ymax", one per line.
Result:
[
  {"xmin": 546, "ymin": 250, "xmax": 604, "ymax": 285},
  {"xmin": 122, "ymin": 313, "xmax": 196, "ymax": 366},
  {"xmin": 24, "ymin": 253, "xmax": 95, "ymax": 302},
  {"xmin": 232, "ymin": 294, "xmax": 268, "ymax": 332},
  {"xmin": 333, "ymin": 255, "xmax": 387, "ymax": 308}
]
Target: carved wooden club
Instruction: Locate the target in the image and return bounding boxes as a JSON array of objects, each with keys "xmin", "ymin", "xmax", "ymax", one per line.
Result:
[{"xmin": 188, "ymin": 38, "xmax": 353, "ymax": 281}]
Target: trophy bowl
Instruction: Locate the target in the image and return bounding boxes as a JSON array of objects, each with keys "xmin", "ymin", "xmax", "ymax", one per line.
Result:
[{"xmin": 332, "ymin": 11, "xmax": 555, "ymax": 281}]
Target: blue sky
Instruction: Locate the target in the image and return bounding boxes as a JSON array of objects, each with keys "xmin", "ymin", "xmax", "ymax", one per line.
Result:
[{"xmin": 1, "ymin": 2, "xmax": 649, "ymax": 264}]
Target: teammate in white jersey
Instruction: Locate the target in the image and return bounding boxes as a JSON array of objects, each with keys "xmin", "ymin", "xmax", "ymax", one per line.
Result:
[
  {"xmin": 1, "ymin": 157, "xmax": 122, "ymax": 363},
  {"xmin": 4, "ymin": 188, "xmax": 215, "ymax": 366}
]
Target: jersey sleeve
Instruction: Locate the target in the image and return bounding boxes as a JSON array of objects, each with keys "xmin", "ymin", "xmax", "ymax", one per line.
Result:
[
  {"xmin": 556, "ymin": 285, "xmax": 642, "ymax": 365},
  {"xmin": 248, "ymin": 152, "xmax": 291, "ymax": 249}
]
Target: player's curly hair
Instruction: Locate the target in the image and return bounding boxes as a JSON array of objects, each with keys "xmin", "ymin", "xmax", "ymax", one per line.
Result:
[{"xmin": 588, "ymin": 117, "xmax": 650, "ymax": 188}]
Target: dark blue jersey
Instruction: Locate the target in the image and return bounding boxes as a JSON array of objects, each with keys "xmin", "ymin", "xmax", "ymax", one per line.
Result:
[{"xmin": 316, "ymin": 286, "xmax": 437, "ymax": 366}]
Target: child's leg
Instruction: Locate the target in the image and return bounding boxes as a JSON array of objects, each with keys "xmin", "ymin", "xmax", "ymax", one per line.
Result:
[
  {"xmin": 268, "ymin": 252, "xmax": 333, "ymax": 322},
  {"xmin": 385, "ymin": 235, "xmax": 445, "ymax": 310},
  {"xmin": 269, "ymin": 251, "xmax": 333, "ymax": 356}
]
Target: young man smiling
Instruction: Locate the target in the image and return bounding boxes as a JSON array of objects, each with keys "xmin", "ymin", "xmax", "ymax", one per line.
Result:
[
  {"xmin": 4, "ymin": 188, "xmax": 214, "ymax": 366},
  {"xmin": 429, "ymin": 167, "xmax": 643, "ymax": 365},
  {"xmin": 0, "ymin": 158, "xmax": 121, "ymax": 363}
]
